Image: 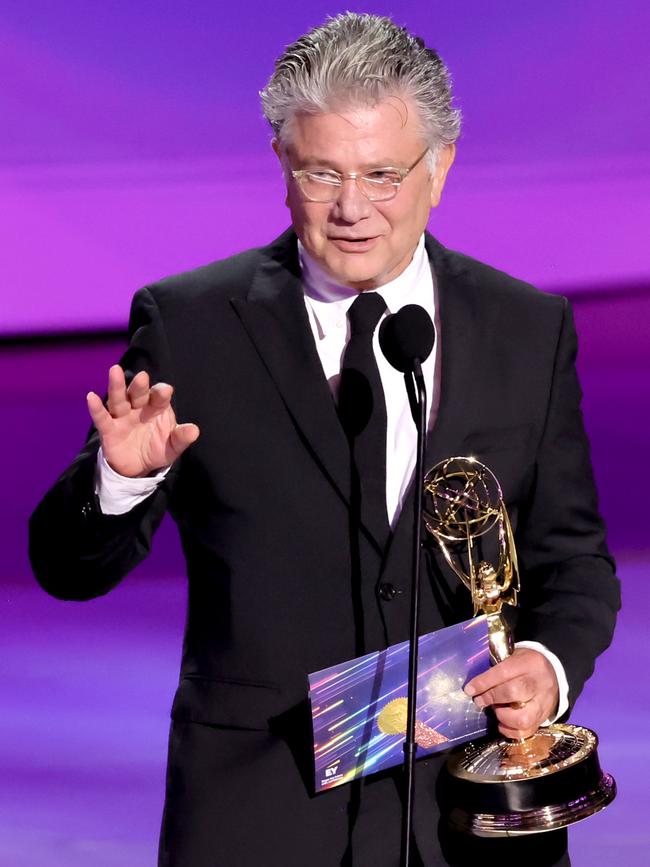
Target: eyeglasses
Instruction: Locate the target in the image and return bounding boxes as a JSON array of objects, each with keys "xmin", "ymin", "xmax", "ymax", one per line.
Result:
[{"xmin": 291, "ymin": 148, "xmax": 430, "ymax": 203}]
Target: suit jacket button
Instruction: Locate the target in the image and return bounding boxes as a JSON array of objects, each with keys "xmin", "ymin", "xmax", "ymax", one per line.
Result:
[{"xmin": 378, "ymin": 582, "xmax": 399, "ymax": 601}]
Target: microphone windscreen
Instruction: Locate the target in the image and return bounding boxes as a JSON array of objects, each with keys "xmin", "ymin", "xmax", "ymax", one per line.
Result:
[{"xmin": 379, "ymin": 304, "xmax": 435, "ymax": 372}]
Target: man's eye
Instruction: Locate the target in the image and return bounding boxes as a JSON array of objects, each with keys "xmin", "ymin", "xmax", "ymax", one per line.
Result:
[
  {"xmin": 364, "ymin": 170, "xmax": 400, "ymax": 184},
  {"xmin": 307, "ymin": 171, "xmax": 341, "ymax": 185}
]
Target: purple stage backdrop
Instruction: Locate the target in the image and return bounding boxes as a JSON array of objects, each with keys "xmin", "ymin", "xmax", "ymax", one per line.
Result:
[
  {"xmin": 1, "ymin": 0, "xmax": 648, "ymax": 334},
  {"xmin": 1, "ymin": 3, "xmax": 649, "ymax": 866}
]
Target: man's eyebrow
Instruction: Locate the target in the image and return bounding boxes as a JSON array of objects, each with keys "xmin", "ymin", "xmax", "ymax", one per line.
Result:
[
  {"xmin": 295, "ymin": 156, "xmax": 400, "ymax": 170},
  {"xmin": 295, "ymin": 156, "xmax": 339, "ymax": 169}
]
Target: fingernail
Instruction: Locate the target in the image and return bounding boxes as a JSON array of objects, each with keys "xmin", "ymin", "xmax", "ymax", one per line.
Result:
[
  {"xmin": 473, "ymin": 697, "xmax": 486, "ymax": 709},
  {"xmin": 464, "ymin": 684, "xmax": 476, "ymax": 697}
]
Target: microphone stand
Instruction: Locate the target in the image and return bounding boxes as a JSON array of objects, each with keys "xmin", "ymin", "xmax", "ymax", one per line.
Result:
[{"xmin": 400, "ymin": 358, "xmax": 427, "ymax": 867}]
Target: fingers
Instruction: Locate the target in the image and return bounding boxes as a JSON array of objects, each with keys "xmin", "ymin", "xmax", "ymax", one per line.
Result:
[
  {"xmin": 469, "ymin": 673, "xmax": 536, "ymax": 709},
  {"xmin": 126, "ymin": 370, "xmax": 152, "ymax": 408},
  {"xmin": 465, "ymin": 648, "xmax": 560, "ymax": 739},
  {"xmin": 148, "ymin": 381, "xmax": 174, "ymax": 410},
  {"xmin": 86, "ymin": 391, "xmax": 113, "ymax": 435},
  {"xmin": 104, "ymin": 365, "xmax": 173, "ymax": 416},
  {"xmin": 465, "ymin": 650, "xmax": 535, "ymax": 700},
  {"xmin": 106, "ymin": 364, "xmax": 132, "ymax": 417},
  {"xmin": 492, "ymin": 699, "xmax": 543, "ymax": 739}
]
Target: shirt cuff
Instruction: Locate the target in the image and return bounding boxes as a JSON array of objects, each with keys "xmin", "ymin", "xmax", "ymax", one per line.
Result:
[
  {"xmin": 515, "ymin": 640, "xmax": 570, "ymax": 725},
  {"xmin": 95, "ymin": 446, "xmax": 171, "ymax": 515}
]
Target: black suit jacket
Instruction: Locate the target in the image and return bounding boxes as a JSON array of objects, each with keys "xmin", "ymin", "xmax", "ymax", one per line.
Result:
[{"xmin": 29, "ymin": 230, "xmax": 620, "ymax": 866}]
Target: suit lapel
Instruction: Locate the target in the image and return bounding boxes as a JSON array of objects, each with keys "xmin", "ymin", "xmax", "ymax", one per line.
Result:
[
  {"xmin": 230, "ymin": 231, "xmax": 352, "ymax": 507},
  {"xmin": 422, "ymin": 233, "xmax": 480, "ymax": 468}
]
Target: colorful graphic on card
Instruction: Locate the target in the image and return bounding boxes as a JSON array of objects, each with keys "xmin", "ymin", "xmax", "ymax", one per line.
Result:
[{"xmin": 308, "ymin": 617, "xmax": 490, "ymax": 791}]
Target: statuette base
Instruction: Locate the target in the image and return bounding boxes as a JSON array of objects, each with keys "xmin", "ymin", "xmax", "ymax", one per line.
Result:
[{"xmin": 443, "ymin": 723, "xmax": 616, "ymax": 837}]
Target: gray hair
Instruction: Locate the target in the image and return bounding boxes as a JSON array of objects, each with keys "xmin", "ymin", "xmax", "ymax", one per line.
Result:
[{"xmin": 260, "ymin": 12, "xmax": 461, "ymax": 161}]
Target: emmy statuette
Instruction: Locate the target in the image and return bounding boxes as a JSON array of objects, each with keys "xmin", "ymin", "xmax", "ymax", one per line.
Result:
[{"xmin": 423, "ymin": 457, "xmax": 616, "ymax": 837}]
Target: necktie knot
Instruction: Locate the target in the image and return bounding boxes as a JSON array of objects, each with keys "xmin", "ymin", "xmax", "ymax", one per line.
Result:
[{"xmin": 347, "ymin": 292, "xmax": 387, "ymax": 336}]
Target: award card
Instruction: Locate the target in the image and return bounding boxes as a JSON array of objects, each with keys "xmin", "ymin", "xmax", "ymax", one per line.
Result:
[{"xmin": 308, "ymin": 616, "xmax": 490, "ymax": 791}]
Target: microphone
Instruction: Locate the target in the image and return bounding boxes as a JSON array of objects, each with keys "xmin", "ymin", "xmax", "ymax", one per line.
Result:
[
  {"xmin": 378, "ymin": 304, "xmax": 435, "ymax": 373},
  {"xmin": 379, "ymin": 303, "xmax": 435, "ymax": 867}
]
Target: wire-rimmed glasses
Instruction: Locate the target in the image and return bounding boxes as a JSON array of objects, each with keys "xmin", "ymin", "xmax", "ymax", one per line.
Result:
[{"xmin": 291, "ymin": 148, "xmax": 430, "ymax": 203}]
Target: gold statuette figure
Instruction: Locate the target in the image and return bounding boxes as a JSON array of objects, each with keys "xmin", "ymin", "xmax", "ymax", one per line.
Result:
[{"xmin": 423, "ymin": 457, "xmax": 616, "ymax": 837}]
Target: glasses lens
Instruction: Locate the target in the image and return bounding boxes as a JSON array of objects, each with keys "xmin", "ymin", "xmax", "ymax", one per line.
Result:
[
  {"xmin": 296, "ymin": 170, "xmax": 401, "ymax": 202},
  {"xmin": 359, "ymin": 171, "xmax": 401, "ymax": 201},
  {"xmin": 300, "ymin": 172, "xmax": 341, "ymax": 202}
]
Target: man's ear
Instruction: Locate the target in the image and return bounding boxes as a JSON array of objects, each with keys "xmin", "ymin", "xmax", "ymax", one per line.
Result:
[
  {"xmin": 271, "ymin": 138, "xmax": 291, "ymax": 207},
  {"xmin": 430, "ymin": 143, "xmax": 455, "ymax": 208},
  {"xmin": 272, "ymin": 138, "xmax": 291, "ymax": 176}
]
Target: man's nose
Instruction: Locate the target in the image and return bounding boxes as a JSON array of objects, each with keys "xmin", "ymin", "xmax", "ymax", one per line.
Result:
[{"xmin": 331, "ymin": 177, "xmax": 373, "ymax": 222}]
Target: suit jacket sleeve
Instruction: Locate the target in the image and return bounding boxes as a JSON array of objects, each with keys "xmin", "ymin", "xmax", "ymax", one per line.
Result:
[
  {"xmin": 29, "ymin": 287, "xmax": 176, "ymax": 601},
  {"xmin": 513, "ymin": 297, "xmax": 620, "ymax": 710}
]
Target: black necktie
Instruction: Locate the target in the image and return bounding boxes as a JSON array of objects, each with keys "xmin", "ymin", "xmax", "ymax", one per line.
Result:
[{"xmin": 338, "ymin": 292, "xmax": 389, "ymax": 545}]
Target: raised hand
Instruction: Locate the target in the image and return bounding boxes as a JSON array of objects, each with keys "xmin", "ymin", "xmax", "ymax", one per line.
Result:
[
  {"xmin": 464, "ymin": 647, "xmax": 559, "ymax": 739},
  {"xmin": 86, "ymin": 364, "xmax": 200, "ymax": 478}
]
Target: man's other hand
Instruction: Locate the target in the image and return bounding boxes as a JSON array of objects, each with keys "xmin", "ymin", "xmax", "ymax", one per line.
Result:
[
  {"xmin": 464, "ymin": 648, "xmax": 560, "ymax": 739},
  {"xmin": 87, "ymin": 365, "xmax": 200, "ymax": 478}
]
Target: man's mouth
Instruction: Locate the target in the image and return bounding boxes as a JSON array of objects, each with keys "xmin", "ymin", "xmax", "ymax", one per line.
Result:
[{"xmin": 329, "ymin": 236, "xmax": 380, "ymax": 251}]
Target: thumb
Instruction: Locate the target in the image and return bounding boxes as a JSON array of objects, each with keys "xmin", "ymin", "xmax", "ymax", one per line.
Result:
[{"xmin": 168, "ymin": 423, "xmax": 200, "ymax": 458}]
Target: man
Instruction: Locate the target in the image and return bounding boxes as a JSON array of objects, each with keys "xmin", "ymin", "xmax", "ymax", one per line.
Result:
[{"xmin": 29, "ymin": 13, "xmax": 620, "ymax": 867}]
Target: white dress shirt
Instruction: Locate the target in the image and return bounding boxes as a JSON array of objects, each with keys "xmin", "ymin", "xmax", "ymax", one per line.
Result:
[
  {"xmin": 94, "ymin": 233, "xmax": 568, "ymax": 721},
  {"xmin": 299, "ymin": 233, "xmax": 437, "ymax": 527}
]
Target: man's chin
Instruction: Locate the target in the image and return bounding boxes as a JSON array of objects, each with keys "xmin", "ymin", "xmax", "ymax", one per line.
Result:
[{"xmin": 322, "ymin": 253, "xmax": 388, "ymax": 290}]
